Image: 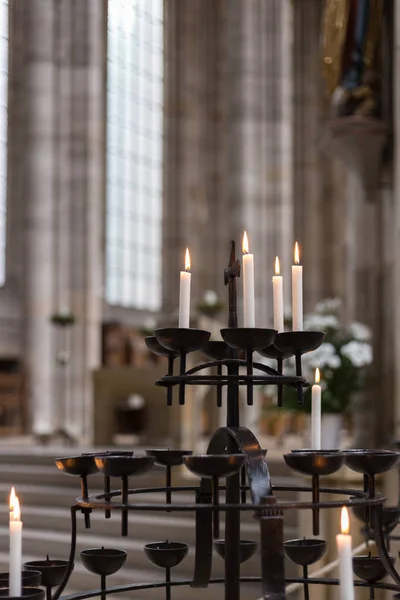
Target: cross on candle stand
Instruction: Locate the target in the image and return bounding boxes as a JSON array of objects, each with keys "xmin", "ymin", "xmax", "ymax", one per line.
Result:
[{"xmin": 223, "ymin": 240, "xmax": 241, "ymax": 329}]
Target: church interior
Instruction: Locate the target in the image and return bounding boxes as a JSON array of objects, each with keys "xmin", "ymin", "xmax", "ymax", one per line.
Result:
[{"xmin": 0, "ymin": 1, "xmax": 400, "ymax": 599}]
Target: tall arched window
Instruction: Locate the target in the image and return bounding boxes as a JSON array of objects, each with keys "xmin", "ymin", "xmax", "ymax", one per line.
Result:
[
  {"xmin": 0, "ymin": 0, "xmax": 8, "ymax": 286},
  {"xmin": 106, "ymin": 0, "xmax": 163, "ymax": 310}
]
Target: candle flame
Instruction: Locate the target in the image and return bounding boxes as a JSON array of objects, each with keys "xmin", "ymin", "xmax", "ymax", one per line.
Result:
[
  {"xmin": 9, "ymin": 487, "xmax": 16, "ymax": 511},
  {"xmin": 294, "ymin": 242, "xmax": 300, "ymax": 265},
  {"xmin": 340, "ymin": 506, "xmax": 349, "ymax": 535},
  {"xmin": 242, "ymin": 231, "xmax": 249, "ymax": 255},
  {"xmin": 9, "ymin": 487, "xmax": 20, "ymax": 521},
  {"xmin": 275, "ymin": 256, "xmax": 280, "ymax": 276},
  {"xmin": 315, "ymin": 368, "xmax": 320, "ymax": 384},
  {"xmin": 185, "ymin": 248, "xmax": 191, "ymax": 272}
]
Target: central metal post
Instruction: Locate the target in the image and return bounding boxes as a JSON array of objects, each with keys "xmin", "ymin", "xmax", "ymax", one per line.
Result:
[
  {"xmin": 259, "ymin": 497, "xmax": 286, "ymax": 600},
  {"xmin": 224, "ymin": 240, "xmax": 241, "ymax": 427},
  {"xmin": 224, "ymin": 241, "xmax": 241, "ymax": 600}
]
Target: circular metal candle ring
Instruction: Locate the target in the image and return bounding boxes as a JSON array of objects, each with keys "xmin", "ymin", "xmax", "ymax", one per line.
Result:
[{"xmin": 75, "ymin": 488, "xmax": 386, "ymax": 512}]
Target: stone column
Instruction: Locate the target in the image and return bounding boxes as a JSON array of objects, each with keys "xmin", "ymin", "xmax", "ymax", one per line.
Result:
[
  {"xmin": 22, "ymin": 1, "xmax": 57, "ymax": 435},
  {"xmin": 292, "ymin": 0, "xmax": 348, "ymax": 311},
  {"xmin": 163, "ymin": 0, "xmax": 293, "ymax": 327},
  {"xmin": 60, "ymin": 0, "xmax": 105, "ymax": 441},
  {"xmin": 163, "ymin": 0, "xmax": 229, "ymax": 318},
  {"xmin": 9, "ymin": 0, "xmax": 105, "ymax": 441},
  {"xmin": 82, "ymin": 0, "xmax": 105, "ymax": 442},
  {"xmin": 222, "ymin": 0, "xmax": 293, "ymax": 326}
]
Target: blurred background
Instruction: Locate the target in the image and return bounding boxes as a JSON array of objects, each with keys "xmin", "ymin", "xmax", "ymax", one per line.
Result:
[
  {"xmin": 0, "ymin": 0, "xmax": 396, "ymax": 450},
  {"xmin": 0, "ymin": 1, "xmax": 398, "ymax": 597}
]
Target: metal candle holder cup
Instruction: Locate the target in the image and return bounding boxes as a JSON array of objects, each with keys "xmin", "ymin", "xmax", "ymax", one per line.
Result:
[
  {"xmin": 155, "ymin": 328, "xmax": 211, "ymax": 405},
  {"xmin": 344, "ymin": 450, "xmax": 399, "ymax": 529},
  {"xmin": 353, "ymin": 554, "xmax": 395, "ymax": 583},
  {"xmin": 214, "ymin": 539, "xmax": 257, "ymax": 564},
  {"xmin": 184, "ymin": 454, "xmax": 245, "ymax": 539},
  {"xmin": 221, "ymin": 328, "xmax": 277, "ymax": 406},
  {"xmin": 24, "ymin": 559, "xmax": 69, "ymax": 600},
  {"xmin": 274, "ymin": 330, "xmax": 325, "ymax": 405},
  {"xmin": 94, "ymin": 456, "xmax": 155, "ymax": 536},
  {"xmin": 144, "ymin": 541, "xmax": 189, "ymax": 600},
  {"xmin": 84, "ymin": 450, "xmax": 134, "ymax": 519},
  {"xmin": 283, "ymin": 451, "xmax": 344, "ymax": 535},
  {"xmin": 284, "ymin": 538, "xmax": 327, "ymax": 600},
  {"xmin": 54, "ymin": 455, "xmax": 99, "ymax": 528},
  {"xmin": 146, "ymin": 449, "xmax": 192, "ymax": 511},
  {"xmin": 81, "ymin": 548, "xmax": 127, "ymax": 600},
  {"xmin": 145, "ymin": 336, "xmax": 178, "ymax": 406}
]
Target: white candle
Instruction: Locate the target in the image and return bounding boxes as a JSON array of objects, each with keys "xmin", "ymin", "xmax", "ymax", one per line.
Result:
[
  {"xmin": 292, "ymin": 241, "xmax": 303, "ymax": 331},
  {"xmin": 179, "ymin": 248, "xmax": 191, "ymax": 328},
  {"xmin": 336, "ymin": 507, "xmax": 354, "ymax": 600},
  {"xmin": 311, "ymin": 368, "xmax": 321, "ymax": 449},
  {"xmin": 272, "ymin": 256, "xmax": 284, "ymax": 332},
  {"xmin": 242, "ymin": 231, "xmax": 255, "ymax": 328},
  {"xmin": 9, "ymin": 487, "xmax": 22, "ymax": 597}
]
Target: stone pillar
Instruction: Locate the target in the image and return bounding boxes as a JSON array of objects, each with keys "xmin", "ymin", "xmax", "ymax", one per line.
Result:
[
  {"xmin": 315, "ymin": 5, "xmax": 394, "ymax": 447},
  {"xmin": 292, "ymin": 0, "xmax": 348, "ymax": 311},
  {"xmin": 63, "ymin": 0, "xmax": 104, "ymax": 442},
  {"xmin": 22, "ymin": 1, "xmax": 57, "ymax": 435},
  {"xmin": 9, "ymin": 0, "xmax": 105, "ymax": 440},
  {"xmin": 163, "ymin": 0, "xmax": 293, "ymax": 327},
  {"xmin": 222, "ymin": 0, "xmax": 293, "ymax": 326},
  {"xmin": 82, "ymin": 0, "xmax": 105, "ymax": 442},
  {"xmin": 163, "ymin": 0, "xmax": 227, "ymax": 318}
]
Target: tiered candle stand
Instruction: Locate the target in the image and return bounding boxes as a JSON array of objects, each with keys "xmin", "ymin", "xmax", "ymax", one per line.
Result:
[{"xmin": 6, "ymin": 241, "xmax": 400, "ymax": 600}]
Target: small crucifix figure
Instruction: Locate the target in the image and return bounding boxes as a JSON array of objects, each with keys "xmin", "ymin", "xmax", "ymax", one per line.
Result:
[{"xmin": 224, "ymin": 240, "xmax": 241, "ymax": 329}]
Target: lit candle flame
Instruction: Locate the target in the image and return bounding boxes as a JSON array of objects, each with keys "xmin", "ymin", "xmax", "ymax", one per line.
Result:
[
  {"xmin": 275, "ymin": 256, "xmax": 280, "ymax": 276},
  {"xmin": 340, "ymin": 506, "xmax": 349, "ymax": 535},
  {"xmin": 9, "ymin": 488, "xmax": 20, "ymax": 522},
  {"xmin": 294, "ymin": 242, "xmax": 300, "ymax": 265},
  {"xmin": 9, "ymin": 487, "xmax": 16, "ymax": 512},
  {"xmin": 242, "ymin": 231, "xmax": 249, "ymax": 255},
  {"xmin": 185, "ymin": 248, "xmax": 191, "ymax": 272},
  {"xmin": 315, "ymin": 368, "xmax": 320, "ymax": 384}
]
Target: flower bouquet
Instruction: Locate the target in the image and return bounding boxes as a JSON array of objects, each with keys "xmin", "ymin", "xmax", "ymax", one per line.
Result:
[{"xmin": 272, "ymin": 298, "xmax": 373, "ymax": 414}]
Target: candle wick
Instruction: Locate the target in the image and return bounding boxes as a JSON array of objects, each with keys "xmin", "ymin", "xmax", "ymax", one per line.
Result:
[{"xmin": 46, "ymin": 555, "xmax": 49, "ymax": 563}]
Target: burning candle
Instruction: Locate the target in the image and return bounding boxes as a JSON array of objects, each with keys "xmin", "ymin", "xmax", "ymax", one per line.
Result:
[
  {"xmin": 336, "ymin": 507, "xmax": 354, "ymax": 600},
  {"xmin": 179, "ymin": 248, "xmax": 191, "ymax": 328},
  {"xmin": 311, "ymin": 368, "xmax": 321, "ymax": 449},
  {"xmin": 272, "ymin": 256, "xmax": 284, "ymax": 332},
  {"xmin": 292, "ymin": 242, "xmax": 303, "ymax": 331},
  {"xmin": 9, "ymin": 487, "xmax": 22, "ymax": 597},
  {"xmin": 242, "ymin": 231, "xmax": 255, "ymax": 328}
]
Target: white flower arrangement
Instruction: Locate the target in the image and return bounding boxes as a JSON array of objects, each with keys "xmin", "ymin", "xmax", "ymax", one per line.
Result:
[{"xmin": 282, "ymin": 298, "xmax": 373, "ymax": 413}]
